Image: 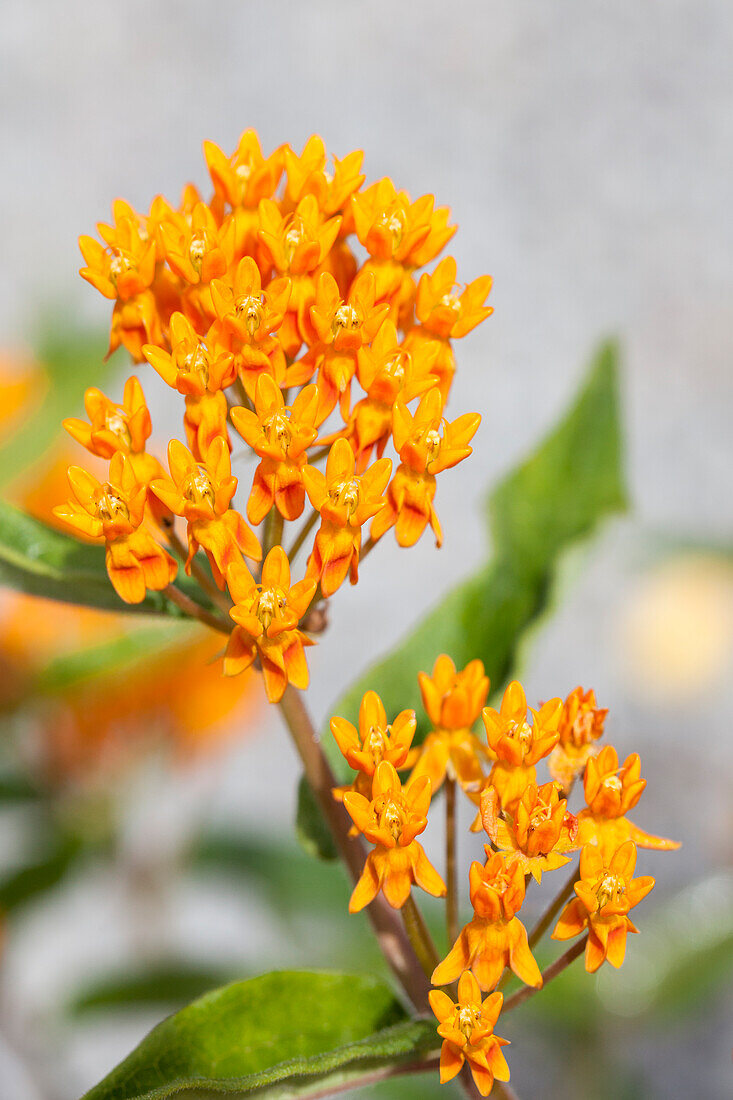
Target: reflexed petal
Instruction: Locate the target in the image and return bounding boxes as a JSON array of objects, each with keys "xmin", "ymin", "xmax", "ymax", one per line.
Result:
[{"xmin": 439, "ymin": 1042, "xmax": 464, "ymax": 1084}]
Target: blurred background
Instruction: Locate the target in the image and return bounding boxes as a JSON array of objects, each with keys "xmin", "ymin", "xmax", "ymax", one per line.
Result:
[{"xmin": 0, "ymin": 2, "xmax": 732, "ymax": 1098}]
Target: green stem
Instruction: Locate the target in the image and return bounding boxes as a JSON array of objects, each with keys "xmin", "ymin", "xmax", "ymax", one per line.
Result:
[
  {"xmin": 278, "ymin": 686, "xmax": 432, "ymax": 1012},
  {"xmin": 263, "ymin": 507, "xmax": 284, "ymax": 558},
  {"xmin": 165, "ymin": 528, "xmax": 231, "ymax": 615},
  {"xmin": 401, "ymin": 894, "xmax": 441, "ymax": 980},
  {"xmin": 445, "ymin": 777, "xmax": 458, "ymax": 947},
  {"xmin": 503, "ymin": 935, "xmax": 588, "ymax": 1014},
  {"xmin": 288, "ymin": 509, "xmax": 319, "ymax": 565},
  {"xmin": 162, "ymin": 584, "xmax": 230, "ymax": 635},
  {"xmin": 528, "ymin": 864, "xmax": 579, "ymax": 950}
]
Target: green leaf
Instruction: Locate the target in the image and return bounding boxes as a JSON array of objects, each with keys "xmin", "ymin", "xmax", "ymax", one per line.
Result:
[
  {"xmin": 0, "ymin": 322, "xmax": 116, "ymax": 491},
  {"xmin": 0, "ymin": 772, "xmax": 42, "ymax": 803},
  {"xmin": 299, "ymin": 343, "xmax": 627, "ymax": 857},
  {"xmin": 34, "ymin": 622, "xmax": 196, "ymax": 695},
  {"xmin": 68, "ymin": 963, "xmax": 236, "ymax": 1016},
  {"xmin": 0, "ymin": 500, "xmax": 204, "ymax": 618},
  {"xmin": 80, "ymin": 971, "xmax": 436, "ymax": 1100},
  {"xmin": 194, "ymin": 834, "xmax": 346, "ymax": 910},
  {"xmin": 295, "ymin": 781, "xmax": 338, "ymax": 862},
  {"xmin": 0, "ymin": 833, "xmax": 86, "ymax": 912},
  {"xmin": 337, "ymin": 341, "xmax": 626, "ymax": 730}
]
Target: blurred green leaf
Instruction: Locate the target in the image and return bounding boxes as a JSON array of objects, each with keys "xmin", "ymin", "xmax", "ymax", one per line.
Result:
[
  {"xmin": 68, "ymin": 963, "xmax": 237, "ymax": 1016},
  {"xmin": 0, "ymin": 833, "xmax": 85, "ymax": 912},
  {"xmin": 0, "ymin": 500, "xmax": 206, "ymax": 617},
  {"xmin": 649, "ymin": 929, "xmax": 733, "ymax": 1016},
  {"xmin": 80, "ymin": 970, "xmax": 435, "ymax": 1100},
  {"xmin": 296, "ymin": 781, "xmax": 338, "ymax": 862},
  {"xmin": 0, "ymin": 772, "xmax": 42, "ymax": 803},
  {"xmin": 596, "ymin": 872, "xmax": 733, "ymax": 1020},
  {"xmin": 194, "ymin": 833, "xmax": 346, "ymax": 911},
  {"xmin": 0, "ymin": 323, "xmax": 115, "ymax": 490},
  {"xmin": 334, "ymin": 341, "xmax": 626, "ymax": 736},
  {"xmin": 299, "ymin": 343, "xmax": 627, "ymax": 857},
  {"xmin": 34, "ymin": 621, "xmax": 196, "ymax": 694}
]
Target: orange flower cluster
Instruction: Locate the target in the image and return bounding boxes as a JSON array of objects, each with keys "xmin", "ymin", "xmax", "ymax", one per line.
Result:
[
  {"xmin": 332, "ymin": 658, "xmax": 678, "ymax": 1096},
  {"xmin": 57, "ymin": 132, "xmax": 491, "ymax": 702}
]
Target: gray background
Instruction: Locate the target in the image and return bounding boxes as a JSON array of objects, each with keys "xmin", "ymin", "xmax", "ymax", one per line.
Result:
[{"xmin": 0, "ymin": 2, "xmax": 731, "ymax": 1098}]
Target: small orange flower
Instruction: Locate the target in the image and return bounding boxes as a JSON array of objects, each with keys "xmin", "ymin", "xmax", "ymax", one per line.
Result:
[
  {"xmin": 144, "ymin": 313, "xmax": 236, "ymax": 460},
  {"xmin": 204, "ymin": 129, "xmax": 283, "ymax": 210},
  {"xmin": 330, "ymin": 689, "xmax": 416, "ymax": 802},
  {"xmin": 479, "ymin": 681, "xmax": 563, "ymax": 814},
  {"xmin": 53, "ymin": 453, "xmax": 177, "ymax": 604},
  {"xmin": 151, "ymin": 437, "xmax": 261, "ymax": 587},
  {"xmin": 204, "ymin": 130, "xmax": 283, "ymax": 255},
  {"xmin": 337, "ymin": 320, "xmax": 438, "ymax": 472},
  {"xmin": 370, "ymin": 388, "xmax": 480, "ymax": 548},
  {"xmin": 344, "ymin": 760, "xmax": 445, "ymax": 911},
  {"xmin": 552, "ymin": 841, "xmax": 655, "ymax": 972},
  {"xmin": 63, "ymin": 376, "xmax": 162, "ymax": 484},
  {"xmin": 111, "ymin": 292, "xmax": 162, "ymax": 361},
  {"xmin": 257, "ymin": 194, "xmax": 342, "ymax": 355},
  {"xmin": 548, "ymin": 686, "xmax": 608, "ymax": 792},
  {"xmin": 306, "ymin": 270, "xmax": 389, "ymax": 419},
  {"xmin": 575, "ymin": 745, "xmax": 680, "ymax": 857},
  {"xmin": 429, "ymin": 973, "xmax": 510, "ymax": 1097},
  {"xmin": 481, "ymin": 782, "xmax": 578, "ymax": 883},
  {"xmin": 405, "ymin": 256, "xmax": 493, "ymax": 402},
  {"xmin": 304, "ymin": 438, "xmax": 391, "ymax": 597},
  {"xmin": 351, "ymin": 179, "xmax": 455, "ymax": 311},
  {"xmin": 210, "ymin": 257, "xmax": 295, "ymax": 400},
  {"xmin": 283, "ymin": 136, "xmax": 365, "ymax": 219},
  {"xmin": 160, "ymin": 200, "xmax": 233, "ymax": 288},
  {"xmin": 223, "ymin": 546, "xmax": 316, "ymax": 703},
  {"xmin": 432, "ymin": 852, "xmax": 542, "ymax": 992},
  {"xmin": 230, "ymin": 374, "xmax": 320, "ymax": 525},
  {"xmin": 79, "ymin": 209, "xmax": 156, "ymax": 302},
  {"xmin": 79, "ymin": 205, "xmax": 162, "ymax": 359},
  {"xmin": 407, "ymin": 655, "xmax": 490, "ymax": 794}
]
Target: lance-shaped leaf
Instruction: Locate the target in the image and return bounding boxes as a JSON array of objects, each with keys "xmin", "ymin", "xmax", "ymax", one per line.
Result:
[
  {"xmin": 0, "ymin": 322, "xmax": 114, "ymax": 491},
  {"xmin": 299, "ymin": 342, "xmax": 627, "ymax": 856},
  {"xmin": 80, "ymin": 971, "xmax": 437, "ymax": 1100},
  {"xmin": 0, "ymin": 501, "xmax": 206, "ymax": 618}
]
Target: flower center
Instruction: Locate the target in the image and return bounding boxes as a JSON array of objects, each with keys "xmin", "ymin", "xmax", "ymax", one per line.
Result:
[
  {"xmin": 284, "ymin": 221, "xmax": 304, "ymax": 264},
  {"xmin": 263, "ymin": 410, "xmax": 293, "ymax": 450},
  {"xmin": 96, "ymin": 487, "xmax": 129, "ymax": 522},
  {"xmin": 377, "ymin": 797, "xmax": 404, "ymax": 840},
  {"xmin": 183, "ymin": 468, "xmax": 215, "ymax": 506},
  {"xmin": 235, "ymin": 294, "xmax": 264, "ymax": 337},
  {"xmin": 439, "ymin": 291, "xmax": 462, "ymax": 315},
  {"xmin": 384, "ymin": 352, "xmax": 407, "ymax": 383},
  {"xmin": 332, "ymin": 304, "xmax": 361, "ymax": 335},
  {"xmin": 182, "ymin": 345, "xmax": 211, "ymax": 387},
  {"xmin": 253, "ymin": 585, "xmax": 287, "ymax": 630},
  {"xmin": 602, "ymin": 775, "xmax": 622, "ymax": 794},
  {"xmin": 108, "ymin": 250, "xmax": 134, "ymax": 284},
  {"xmin": 528, "ymin": 805, "xmax": 551, "ymax": 830},
  {"xmin": 424, "ymin": 429, "xmax": 442, "ymax": 459},
  {"xmin": 457, "ymin": 1005, "xmax": 481, "ymax": 1039},
  {"xmin": 596, "ymin": 873, "xmax": 625, "ymax": 910},
  {"xmin": 507, "ymin": 719, "xmax": 533, "ymax": 747},
  {"xmin": 105, "ymin": 410, "xmax": 131, "ymax": 446},
  {"xmin": 329, "ymin": 477, "xmax": 361, "ymax": 517},
  {"xmin": 377, "ymin": 208, "xmax": 406, "ymax": 247},
  {"xmin": 364, "ymin": 725, "xmax": 387, "ymax": 761},
  {"xmin": 188, "ymin": 232, "xmax": 207, "ymax": 271}
]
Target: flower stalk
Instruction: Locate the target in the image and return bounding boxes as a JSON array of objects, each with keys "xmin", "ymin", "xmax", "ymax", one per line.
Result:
[
  {"xmin": 278, "ymin": 685, "xmax": 432, "ymax": 1011},
  {"xmin": 503, "ymin": 935, "xmax": 588, "ymax": 1014},
  {"xmin": 445, "ymin": 776, "xmax": 458, "ymax": 946}
]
